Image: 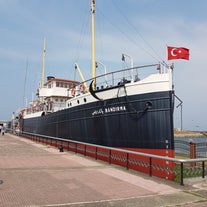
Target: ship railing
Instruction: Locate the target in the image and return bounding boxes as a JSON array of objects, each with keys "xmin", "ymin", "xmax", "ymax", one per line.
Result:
[
  {"xmin": 80, "ymin": 63, "xmax": 162, "ymax": 92},
  {"xmin": 19, "ymin": 131, "xmax": 207, "ymax": 186}
]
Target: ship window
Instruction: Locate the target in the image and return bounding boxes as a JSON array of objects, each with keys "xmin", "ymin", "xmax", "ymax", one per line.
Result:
[
  {"xmin": 84, "ymin": 98, "xmax": 87, "ymax": 103},
  {"xmin": 70, "ymin": 102, "xmax": 72, "ymax": 106},
  {"xmin": 68, "ymin": 103, "xmax": 70, "ymax": 107},
  {"xmin": 77, "ymin": 100, "xmax": 80, "ymax": 104},
  {"xmin": 55, "ymin": 99, "xmax": 58, "ymax": 102},
  {"xmin": 56, "ymin": 82, "xmax": 59, "ymax": 87}
]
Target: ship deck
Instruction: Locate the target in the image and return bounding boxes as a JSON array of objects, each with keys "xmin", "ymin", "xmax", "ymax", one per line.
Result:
[{"xmin": 0, "ymin": 133, "xmax": 207, "ymax": 207}]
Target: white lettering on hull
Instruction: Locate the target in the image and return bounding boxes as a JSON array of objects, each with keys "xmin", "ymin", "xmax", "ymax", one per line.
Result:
[{"xmin": 92, "ymin": 105, "xmax": 126, "ymax": 116}]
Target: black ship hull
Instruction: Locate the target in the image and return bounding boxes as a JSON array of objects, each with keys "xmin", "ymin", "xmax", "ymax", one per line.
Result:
[{"xmin": 20, "ymin": 90, "xmax": 174, "ymax": 156}]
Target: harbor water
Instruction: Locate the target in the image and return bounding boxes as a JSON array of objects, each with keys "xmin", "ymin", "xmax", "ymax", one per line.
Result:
[{"xmin": 175, "ymin": 137, "xmax": 207, "ymax": 157}]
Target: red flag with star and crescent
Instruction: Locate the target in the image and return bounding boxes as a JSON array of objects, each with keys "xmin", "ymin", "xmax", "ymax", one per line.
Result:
[{"xmin": 167, "ymin": 46, "xmax": 190, "ymax": 60}]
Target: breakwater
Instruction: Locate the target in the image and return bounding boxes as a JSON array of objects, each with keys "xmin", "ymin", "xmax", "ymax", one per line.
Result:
[{"xmin": 174, "ymin": 130, "xmax": 207, "ymax": 138}]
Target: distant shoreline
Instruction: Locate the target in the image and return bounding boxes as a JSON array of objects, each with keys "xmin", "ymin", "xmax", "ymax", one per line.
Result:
[{"xmin": 174, "ymin": 130, "xmax": 207, "ymax": 138}]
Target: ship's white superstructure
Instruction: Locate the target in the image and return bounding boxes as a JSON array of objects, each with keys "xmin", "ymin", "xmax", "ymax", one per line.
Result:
[{"xmin": 22, "ymin": 77, "xmax": 79, "ymax": 119}]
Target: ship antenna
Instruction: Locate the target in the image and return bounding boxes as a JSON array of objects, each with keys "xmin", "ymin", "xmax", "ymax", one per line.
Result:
[
  {"xmin": 41, "ymin": 38, "xmax": 46, "ymax": 88},
  {"xmin": 91, "ymin": 0, "xmax": 96, "ymax": 89}
]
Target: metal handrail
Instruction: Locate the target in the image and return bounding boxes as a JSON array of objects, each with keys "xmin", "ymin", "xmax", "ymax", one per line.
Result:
[
  {"xmin": 20, "ymin": 131, "xmax": 207, "ymax": 186},
  {"xmin": 82, "ymin": 63, "xmax": 159, "ymax": 85}
]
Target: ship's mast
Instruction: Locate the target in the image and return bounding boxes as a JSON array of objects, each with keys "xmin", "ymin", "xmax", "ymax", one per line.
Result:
[
  {"xmin": 41, "ymin": 38, "xmax": 46, "ymax": 88},
  {"xmin": 91, "ymin": 0, "xmax": 96, "ymax": 88}
]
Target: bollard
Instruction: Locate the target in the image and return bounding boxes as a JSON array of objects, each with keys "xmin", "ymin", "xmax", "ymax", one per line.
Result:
[{"xmin": 59, "ymin": 146, "xmax": 64, "ymax": 152}]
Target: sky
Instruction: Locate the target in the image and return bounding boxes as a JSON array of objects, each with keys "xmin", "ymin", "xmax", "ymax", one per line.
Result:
[{"xmin": 0, "ymin": 0, "xmax": 207, "ymax": 131}]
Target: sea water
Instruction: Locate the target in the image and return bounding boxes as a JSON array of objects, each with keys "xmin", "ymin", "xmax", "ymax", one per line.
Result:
[{"xmin": 175, "ymin": 137, "xmax": 207, "ymax": 157}]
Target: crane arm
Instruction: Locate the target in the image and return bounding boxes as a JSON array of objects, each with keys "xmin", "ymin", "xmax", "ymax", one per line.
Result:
[{"xmin": 74, "ymin": 63, "xmax": 88, "ymax": 91}]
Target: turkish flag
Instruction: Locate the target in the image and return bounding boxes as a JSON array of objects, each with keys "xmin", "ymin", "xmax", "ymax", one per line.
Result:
[{"xmin": 167, "ymin": 46, "xmax": 189, "ymax": 60}]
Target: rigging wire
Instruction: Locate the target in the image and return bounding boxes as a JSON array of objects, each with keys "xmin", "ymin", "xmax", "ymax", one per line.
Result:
[
  {"xmin": 23, "ymin": 59, "xmax": 28, "ymax": 107},
  {"xmin": 95, "ymin": 7, "xmax": 159, "ymax": 63},
  {"xmin": 74, "ymin": 3, "xmax": 90, "ymax": 81},
  {"xmin": 95, "ymin": 9, "xmax": 104, "ymax": 67},
  {"xmin": 110, "ymin": 0, "xmax": 167, "ymax": 65},
  {"xmin": 75, "ymin": 8, "xmax": 90, "ymax": 63}
]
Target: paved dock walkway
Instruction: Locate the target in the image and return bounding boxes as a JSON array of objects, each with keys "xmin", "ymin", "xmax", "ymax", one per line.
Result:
[{"xmin": 1, "ymin": 134, "xmax": 207, "ymax": 207}]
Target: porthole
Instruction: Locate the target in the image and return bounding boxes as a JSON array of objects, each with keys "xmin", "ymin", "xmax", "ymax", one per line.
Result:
[
  {"xmin": 77, "ymin": 100, "xmax": 80, "ymax": 104},
  {"xmin": 84, "ymin": 98, "xmax": 87, "ymax": 103},
  {"xmin": 145, "ymin": 101, "xmax": 152, "ymax": 109}
]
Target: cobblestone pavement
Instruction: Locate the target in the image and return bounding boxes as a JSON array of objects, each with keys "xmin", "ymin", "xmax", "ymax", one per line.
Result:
[{"xmin": 1, "ymin": 133, "xmax": 207, "ymax": 207}]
